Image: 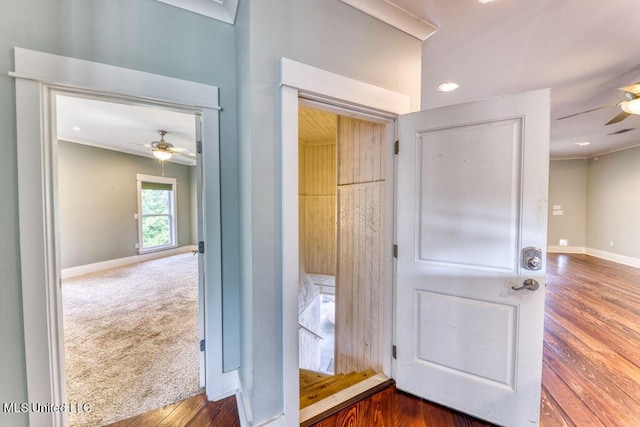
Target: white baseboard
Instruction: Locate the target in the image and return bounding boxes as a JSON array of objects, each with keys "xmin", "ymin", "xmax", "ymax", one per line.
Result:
[
  {"xmin": 61, "ymin": 245, "xmax": 197, "ymax": 279},
  {"xmin": 547, "ymin": 245, "xmax": 640, "ymax": 269},
  {"xmin": 236, "ymin": 381, "xmax": 254, "ymax": 427},
  {"xmin": 584, "ymin": 248, "xmax": 640, "ymax": 269},
  {"xmin": 256, "ymin": 414, "xmax": 286, "ymax": 427},
  {"xmin": 547, "ymin": 245, "xmax": 586, "ymax": 254}
]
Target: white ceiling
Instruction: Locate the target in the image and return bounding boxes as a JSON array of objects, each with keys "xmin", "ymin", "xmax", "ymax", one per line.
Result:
[
  {"xmin": 366, "ymin": 0, "xmax": 640, "ymax": 159},
  {"xmin": 56, "ymin": 95, "xmax": 197, "ymax": 166}
]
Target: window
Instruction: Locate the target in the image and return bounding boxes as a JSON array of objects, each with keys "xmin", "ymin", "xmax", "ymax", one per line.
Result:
[{"xmin": 137, "ymin": 174, "xmax": 177, "ymax": 253}]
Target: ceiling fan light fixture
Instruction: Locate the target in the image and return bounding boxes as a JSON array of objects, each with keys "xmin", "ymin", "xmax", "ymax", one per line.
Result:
[
  {"xmin": 621, "ymin": 98, "xmax": 640, "ymax": 115},
  {"xmin": 152, "ymin": 149, "xmax": 172, "ymax": 161}
]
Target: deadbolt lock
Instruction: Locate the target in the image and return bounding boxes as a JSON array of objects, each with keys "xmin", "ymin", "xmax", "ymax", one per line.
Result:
[{"xmin": 522, "ymin": 247, "xmax": 542, "ymax": 271}]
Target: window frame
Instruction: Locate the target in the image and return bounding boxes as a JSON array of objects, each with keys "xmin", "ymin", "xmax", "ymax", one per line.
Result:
[{"xmin": 137, "ymin": 173, "xmax": 178, "ymax": 253}]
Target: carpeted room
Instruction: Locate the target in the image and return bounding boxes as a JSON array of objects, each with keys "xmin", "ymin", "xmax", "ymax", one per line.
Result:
[
  {"xmin": 63, "ymin": 254, "xmax": 200, "ymax": 426},
  {"xmin": 57, "ymin": 121, "xmax": 202, "ymax": 426}
]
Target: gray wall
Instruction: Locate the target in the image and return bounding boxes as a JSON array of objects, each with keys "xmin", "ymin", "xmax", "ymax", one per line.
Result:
[
  {"xmin": 1, "ymin": 1, "xmax": 239, "ymax": 423},
  {"xmin": 549, "ymin": 148, "xmax": 640, "ymax": 261},
  {"xmin": 235, "ymin": 0, "xmax": 422, "ymax": 422},
  {"xmin": 547, "ymin": 159, "xmax": 588, "ymax": 248},
  {"xmin": 58, "ymin": 141, "xmax": 195, "ymax": 269},
  {"xmin": 587, "ymin": 148, "xmax": 640, "ymax": 257}
]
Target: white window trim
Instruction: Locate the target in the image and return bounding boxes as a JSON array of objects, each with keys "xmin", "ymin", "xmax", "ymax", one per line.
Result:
[
  {"xmin": 137, "ymin": 174, "xmax": 178, "ymax": 253},
  {"xmin": 11, "ymin": 47, "xmax": 236, "ymax": 427}
]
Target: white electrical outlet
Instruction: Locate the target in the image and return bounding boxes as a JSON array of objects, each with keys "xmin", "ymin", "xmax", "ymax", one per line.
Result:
[
  {"xmin": 559, "ymin": 239, "xmax": 568, "ymax": 246},
  {"xmin": 135, "ymin": 243, "xmax": 139, "ymax": 249},
  {"xmin": 610, "ymin": 241, "xmax": 615, "ymax": 247}
]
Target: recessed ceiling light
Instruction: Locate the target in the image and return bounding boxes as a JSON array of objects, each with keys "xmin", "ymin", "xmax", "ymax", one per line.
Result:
[
  {"xmin": 575, "ymin": 141, "xmax": 591, "ymax": 146},
  {"xmin": 437, "ymin": 82, "xmax": 459, "ymax": 92},
  {"xmin": 478, "ymin": 0, "xmax": 496, "ymax": 3},
  {"xmin": 72, "ymin": 126, "xmax": 81, "ymax": 131}
]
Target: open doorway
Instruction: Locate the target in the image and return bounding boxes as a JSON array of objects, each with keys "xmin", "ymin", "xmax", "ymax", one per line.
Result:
[
  {"xmin": 297, "ymin": 104, "xmax": 391, "ymax": 416},
  {"xmin": 55, "ymin": 94, "xmax": 203, "ymax": 426}
]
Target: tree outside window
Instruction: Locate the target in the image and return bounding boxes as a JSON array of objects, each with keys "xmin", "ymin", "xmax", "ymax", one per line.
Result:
[{"xmin": 137, "ymin": 175, "xmax": 177, "ymax": 252}]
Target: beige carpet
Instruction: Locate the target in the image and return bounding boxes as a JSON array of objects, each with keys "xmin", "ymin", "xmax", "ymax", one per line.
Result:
[{"xmin": 63, "ymin": 253, "xmax": 201, "ymax": 426}]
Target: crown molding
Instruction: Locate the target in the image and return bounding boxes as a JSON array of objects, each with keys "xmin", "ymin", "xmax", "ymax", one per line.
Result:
[
  {"xmin": 340, "ymin": 0, "xmax": 437, "ymax": 41},
  {"xmin": 156, "ymin": 0, "xmax": 238, "ymax": 24}
]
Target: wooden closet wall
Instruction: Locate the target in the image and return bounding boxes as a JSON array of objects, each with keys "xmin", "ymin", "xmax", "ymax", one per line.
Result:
[{"xmin": 335, "ymin": 116, "xmax": 386, "ymax": 374}]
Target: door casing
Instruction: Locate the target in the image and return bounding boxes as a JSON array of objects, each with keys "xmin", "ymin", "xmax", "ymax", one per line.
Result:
[
  {"xmin": 281, "ymin": 57, "xmax": 410, "ymax": 426},
  {"xmin": 13, "ymin": 48, "xmax": 236, "ymax": 427}
]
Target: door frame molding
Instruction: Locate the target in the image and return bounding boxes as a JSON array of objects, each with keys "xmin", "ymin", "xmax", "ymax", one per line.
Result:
[
  {"xmin": 11, "ymin": 47, "xmax": 236, "ymax": 427},
  {"xmin": 280, "ymin": 57, "xmax": 410, "ymax": 426}
]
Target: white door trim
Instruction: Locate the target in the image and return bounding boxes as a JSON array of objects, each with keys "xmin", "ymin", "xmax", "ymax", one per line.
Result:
[
  {"xmin": 280, "ymin": 57, "xmax": 410, "ymax": 426},
  {"xmin": 12, "ymin": 47, "xmax": 235, "ymax": 427}
]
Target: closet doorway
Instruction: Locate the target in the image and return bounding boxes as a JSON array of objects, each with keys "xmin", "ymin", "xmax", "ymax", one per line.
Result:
[{"xmin": 297, "ymin": 104, "xmax": 391, "ymax": 415}]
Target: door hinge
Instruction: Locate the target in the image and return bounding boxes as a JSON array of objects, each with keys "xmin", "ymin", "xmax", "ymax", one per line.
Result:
[
  {"xmin": 393, "ymin": 244, "xmax": 398, "ymax": 258},
  {"xmin": 394, "ymin": 140, "xmax": 399, "ymax": 155},
  {"xmin": 392, "ymin": 345, "xmax": 397, "ymax": 359},
  {"xmin": 196, "ymin": 140, "xmax": 202, "ymax": 154},
  {"xmin": 200, "ymin": 339, "xmax": 206, "ymax": 351},
  {"xmin": 198, "ymin": 241, "xmax": 205, "ymax": 254}
]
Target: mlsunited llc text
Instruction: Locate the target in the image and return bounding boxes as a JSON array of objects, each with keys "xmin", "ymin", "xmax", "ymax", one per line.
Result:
[{"xmin": 2, "ymin": 402, "xmax": 91, "ymax": 413}]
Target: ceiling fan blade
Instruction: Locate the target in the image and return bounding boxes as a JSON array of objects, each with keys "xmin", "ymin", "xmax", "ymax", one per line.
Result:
[
  {"xmin": 556, "ymin": 102, "xmax": 620, "ymax": 120},
  {"xmin": 175, "ymin": 151, "xmax": 196, "ymax": 158},
  {"xmin": 619, "ymin": 82, "xmax": 640, "ymax": 94},
  {"xmin": 605, "ymin": 110, "xmax": 631, "ymax": 125},
  {"xmin": 168, "ymin": 147, "xmax": 189, "ymax": 153}
]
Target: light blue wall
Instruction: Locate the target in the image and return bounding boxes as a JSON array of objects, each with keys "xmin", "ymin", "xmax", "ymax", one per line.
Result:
[
  {"xmin": 0, "ymin": 2, "xmax": 239, "ymax": 423},
  {"xmin": 235, "ymin": 0, "xmax": 421, "ymax": 422}
]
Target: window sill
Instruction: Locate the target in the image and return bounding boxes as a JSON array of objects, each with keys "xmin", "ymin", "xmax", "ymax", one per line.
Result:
[{"xmin": 138, "ymin": 244, "xmax": 178, "ymax": 255}]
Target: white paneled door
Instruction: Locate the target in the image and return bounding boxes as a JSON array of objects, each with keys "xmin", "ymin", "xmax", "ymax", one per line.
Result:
[{"xmin": 395, "ymin": 90, "xmax": 550, "ymax": 426}]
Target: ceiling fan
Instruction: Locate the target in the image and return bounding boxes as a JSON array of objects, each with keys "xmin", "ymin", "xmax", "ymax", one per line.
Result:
[
  {"xmin": 147, "ymin": 130, "xmax": 195, "ymax": 161},
  {"xmin": 557, "ymin": 83, "xmax": 640, "ymax": 125}
]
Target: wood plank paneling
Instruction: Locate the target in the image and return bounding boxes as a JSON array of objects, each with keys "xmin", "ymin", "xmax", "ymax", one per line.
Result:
[
  {"xmin": 299, "ymin": 142, "xmax": 336, "ymax": 276},
  {"xmin": 335, "ymin": 115, "xmax": 387, "ymax": 374},
  {"xmin": 337, "ymin": 117, "xmax": 385, "ymax": 186},
  {"xmin": 304, "ymin": 196, "xmax": 336, "ymax": 275}
]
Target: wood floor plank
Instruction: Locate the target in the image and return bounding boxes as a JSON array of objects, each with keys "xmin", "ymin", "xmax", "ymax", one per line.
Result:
[
  {"xmin": 543, "ymin": 253, "xmax": 640, "ymax": 426},
  {"xmin": 155, "ymin": 394, "xmax": 209, "ymax": 427},
  {"xmin": 185, "ymin": 396, "xmax": 240, "ymax": 427},
  {"xmin": 545, "ymin": 315, "xmax": 640, "ymax": 406},
  {"xmin": 539, "ymin": 386, "xmax": 573, "ymax": 427},
  {"xmin": 300, "ymin": 369, "xmax": 377, "ymax": 409},
  {"xmin": 103, "ymin": 394, "xmax": 226, "ymax": 427},
  {"xmin": 540, "ymin": 361, "xmax": 601, "ymax": 426}
]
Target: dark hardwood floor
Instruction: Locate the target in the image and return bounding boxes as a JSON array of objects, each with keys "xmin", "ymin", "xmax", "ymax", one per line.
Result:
[
  {"xmin": 104, "ymin": 394, "xmax": 239, "ymax": 427},
  {"xmin": 106, "ymin": 253, "xmax": 640, "ymax": 426}
]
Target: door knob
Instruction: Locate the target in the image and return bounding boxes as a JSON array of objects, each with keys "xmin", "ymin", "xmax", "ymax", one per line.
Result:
[
  {"xmin": 512, "ymin": 279, "xmax": 540, "ymax": 291},
  {"xmin": 526, "ymin": 257, "xmax": 541, "ymax": 270}
]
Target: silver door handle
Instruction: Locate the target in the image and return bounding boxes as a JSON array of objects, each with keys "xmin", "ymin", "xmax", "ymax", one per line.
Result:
[{"xmin": 512, "ymin": 279, "xmax": 540, "ymax": 291}]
